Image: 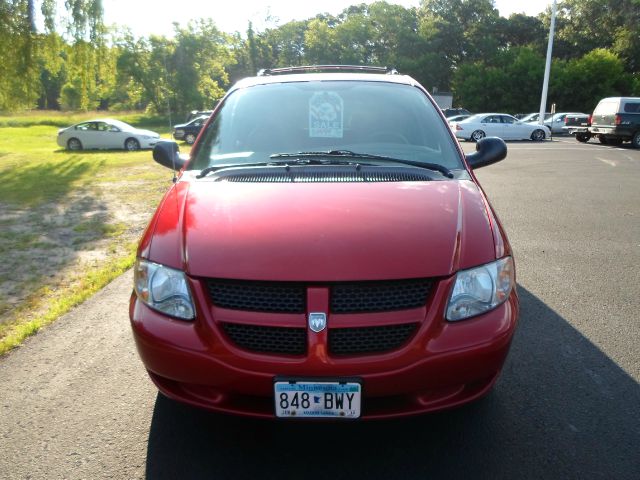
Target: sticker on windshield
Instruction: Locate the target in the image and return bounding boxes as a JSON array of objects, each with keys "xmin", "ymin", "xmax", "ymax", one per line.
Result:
[{"xmin": 309, "ymin": 91, "xmax": 343, "ymax": 138}]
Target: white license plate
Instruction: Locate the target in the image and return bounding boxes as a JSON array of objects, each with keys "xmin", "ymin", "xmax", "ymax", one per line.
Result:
[{"xmin": 274, "ymin": 380, "xmax": 361, "ymax": 419}]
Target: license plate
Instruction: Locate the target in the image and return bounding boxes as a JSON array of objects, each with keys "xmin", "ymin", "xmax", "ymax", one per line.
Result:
[{"xmin": 274, "ymin": 380, "xmax": 361, "ymax": 419}]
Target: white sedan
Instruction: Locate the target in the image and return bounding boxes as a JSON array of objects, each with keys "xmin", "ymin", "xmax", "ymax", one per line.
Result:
[
  {"xmin": 451, "ymin": 113, "xmax": 551, "ymax": 142},
  {"xmin": 57, "ymin": 119, "xmax": 160, "ymax": 151}
]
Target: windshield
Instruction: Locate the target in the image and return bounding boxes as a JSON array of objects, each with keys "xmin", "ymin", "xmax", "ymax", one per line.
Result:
[{"xmin": 189, "ymin": 81, "xmax": 462, "ymax": 171}]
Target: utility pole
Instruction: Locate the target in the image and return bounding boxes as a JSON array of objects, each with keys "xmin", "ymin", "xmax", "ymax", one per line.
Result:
[{"xmin": 539, "ymin": 0, "xmax": 558, "ymax": 126}]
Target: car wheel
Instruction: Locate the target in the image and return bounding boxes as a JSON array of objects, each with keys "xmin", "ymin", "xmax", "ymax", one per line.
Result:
[
  {"xmin": 575, "ymin": 133, "xmax": 590, "ymax": 143},
  {"xmin": 185, "ymin": 133, "xmax": 196, "ymax": 145},
  {"xmin": 607, "ymin": 138, "xmax": 623, "ymax": 146},
  {"xmin": 632, "ymin": 131, "xmax": 640, "ymax": 149},
  {"xmin": 531, "ymin": 129, "xmax": 546, "ymax": 141},
  {"xmin": 67, "ymin": 138, "xmax": 83, "ymax": 151},
  {"xmin": 125, "ymin": 138, "xmax": 140, "ymax": 151},
  {"xmin": 598, "ymin": 134, "xmax": 608, "ymax": 145},
  {"xmin": 470, "ymin": 130, "xmax": 485, "ymax": 142}
]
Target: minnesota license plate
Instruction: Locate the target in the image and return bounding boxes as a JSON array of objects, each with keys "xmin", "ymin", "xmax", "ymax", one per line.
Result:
[{"xmin": 274, "ymin": 380, "xmax": 361, "ymax": 419}]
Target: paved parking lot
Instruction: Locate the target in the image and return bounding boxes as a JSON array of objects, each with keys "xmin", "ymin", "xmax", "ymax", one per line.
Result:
[{"xmin": 0, "ymin": 138, "xmax": 638, "ymax": 479}]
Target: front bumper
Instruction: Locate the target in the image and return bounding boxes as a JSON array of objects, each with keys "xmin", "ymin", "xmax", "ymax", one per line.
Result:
[
  {"xmin": 129, "ymin": 277, "xmax": 519, "ymax": 419},
  {"xmin": 139, "ymin": 138, "xmax": 160, "ymax": 149}
]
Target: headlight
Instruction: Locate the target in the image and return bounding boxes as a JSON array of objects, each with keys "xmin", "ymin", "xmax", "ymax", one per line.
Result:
[
  {"xmin": 175, "ymin": 129, "xmax": 184, "ymax": 135},
  {"xmin": 446, "ymin": 256, "xmax": 514, "ymax": 321},
  {"xmin": 134, "ymin": 259, "xmax": 195, "ymax": 320}
]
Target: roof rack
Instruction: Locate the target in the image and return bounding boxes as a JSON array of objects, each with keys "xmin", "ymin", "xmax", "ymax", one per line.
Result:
[{"xmin": 257, "ymin": 65, "xmax": 399, "ymax": 76}]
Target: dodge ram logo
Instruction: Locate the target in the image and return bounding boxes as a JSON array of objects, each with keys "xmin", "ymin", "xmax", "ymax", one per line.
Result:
[{"xmin": 308, "ymin": 312, "xmax": 327, "ymax": 332}]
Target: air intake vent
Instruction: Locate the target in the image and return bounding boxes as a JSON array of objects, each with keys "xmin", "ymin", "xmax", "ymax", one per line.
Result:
[
  {"xmin": 331, "ymin": 279, "xmax": 433, "ymax": 313},
  {"xmin": 207, "ymin": 280, "xmax": 306, "ymax": 313},
  {"xmin": 329, "ymin": 323, "xmax": 418, "ymax": 355},
  {"xmin": 212, "ymin": 166, "xmax": 435, "ymax": 183},
  {"xmin": 206, "ymin": 278, "xmax": 432, "ymax": 314},
  {"xmin": 222, "ymin": 323, "xmax": 307, "ymax": 355}
]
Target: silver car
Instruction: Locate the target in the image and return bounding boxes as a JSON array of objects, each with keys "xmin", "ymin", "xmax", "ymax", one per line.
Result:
[
  {"xmin": 57, "ymin": 119, "xmax": 160, "ymax": 151},
  {"xmin": 452, "ymin": 113, "xmax": 551, "ymax": 142}
]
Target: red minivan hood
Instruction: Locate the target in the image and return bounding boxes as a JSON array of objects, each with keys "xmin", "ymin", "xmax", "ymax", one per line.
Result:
[{"xmin": 148, "ymin": 179, "xmax": 497, "ymax": 281}]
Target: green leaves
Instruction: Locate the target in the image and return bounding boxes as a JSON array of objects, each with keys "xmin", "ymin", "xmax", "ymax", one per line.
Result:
[{"xmin": 0, "ymin": 0, "xmax": 638, "ymax": 115}]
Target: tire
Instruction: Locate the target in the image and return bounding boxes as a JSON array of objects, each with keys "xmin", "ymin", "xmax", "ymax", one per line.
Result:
[
  {"xmin": 67, "ymin": 138, "xmax": 83, "ymax": 151},
  {"xmin": 607, "ymin": 138, "xmax": 623, "ymax": 146},
  {"xmin": 598, "ymin": 134, "xmax": 608, "ymax": 145},
  {"xmin": 125, "ymin": 138, "xmax": 140, "ymax": 151},
  {"xmin": 471, "ymin": 130, "xmax": 485, "ymax": 142},
  {"xmin": 531, "ymin": 129, "xmax": 546, "ymax": 141},
  {"xmin": 185, "ymin": 133, "xmax": 196, "ymax": 145},
  {"xmin": 632, "ymin": 131, "xmax": 640, "ymax": 149},
  {"xmin": 575, "ymin": 133, "xmax": 590, "ymax": 143}
]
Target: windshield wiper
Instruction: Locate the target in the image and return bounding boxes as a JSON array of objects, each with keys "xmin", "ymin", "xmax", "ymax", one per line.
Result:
[
  {"xmin": 197, "ymin": 154, "xmax": 368, "ymax": 178},
  {"xmin": 302, "ymin": 150, "xmax": 455, "ymax": 178},
  {"xmin": 197, "ymin": 150, "xmax": 454, "ymax": 179}
]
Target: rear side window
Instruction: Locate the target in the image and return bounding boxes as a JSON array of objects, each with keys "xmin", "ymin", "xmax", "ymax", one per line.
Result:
[
  {"xmin": 593, "ymin": 100, "xmax": 619, "ymax": 116},
  {"xmin": 623, "ymin": 102, "xmax": 640, "ymax": 113}
]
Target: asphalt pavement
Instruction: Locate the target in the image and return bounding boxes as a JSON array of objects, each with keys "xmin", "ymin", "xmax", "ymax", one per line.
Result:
[{"xmin": 1, "ymin": 137, "xmax": 638, "ymax": 479}]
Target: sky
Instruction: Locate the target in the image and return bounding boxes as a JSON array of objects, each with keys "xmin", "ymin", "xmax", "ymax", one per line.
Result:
[{"xmin": 100, "ymin": 0, "xmax": 551, "ymax": 37}]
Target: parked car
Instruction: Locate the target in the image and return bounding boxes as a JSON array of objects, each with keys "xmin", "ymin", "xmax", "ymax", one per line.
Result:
[
  {"xmin": 588, "ymin": 97, "xmax": 640, "ymax": 147},
  {"xmin": 519, "ymin": 112, "xmax": 552, "ymax": 123},
  {"xmin": 442, "ymin": 107, "xmax": 471, "ymax": 118},
  {"xmin": 185, "ymin": 110, "xmax": 214, "ymax": 123},
  {"xmin": 172, "ymin": 115, "xmax": 209, "ymax": 145},
  {"xmin": 57, "ymin": 119, "xmax": 160, "ymax": 151},
  {"xmin": 447, "ymin": 114, "xmax": 471, "ymax": 125},
  {"xmin": 131, "ymin": 65, "xmax": 518, "ymax": 420},
  {"xmin": 563, "ymin": 113, "xmax": 591, "ymax": 142},
  {"xmin": 452, "ymin": 113, "xmax": 550, "ymax": 142},
  {"xmin": 523, "ymin": 112, "xmax": 584, "ymax": 133},
  {"xmin": 534, "ymin": 112, "xmax": 587, "ymax": 134}
]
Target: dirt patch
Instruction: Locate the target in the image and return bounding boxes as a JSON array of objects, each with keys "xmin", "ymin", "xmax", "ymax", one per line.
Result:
[{"xmin": 0, "ymin": 178, "xmax": 167, "ymax": 324}]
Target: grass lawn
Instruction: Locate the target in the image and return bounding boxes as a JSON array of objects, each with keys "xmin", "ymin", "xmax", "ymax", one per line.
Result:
[{"xmin": 0, "ymin": 111, "xmax": 185, "ymax": 354}]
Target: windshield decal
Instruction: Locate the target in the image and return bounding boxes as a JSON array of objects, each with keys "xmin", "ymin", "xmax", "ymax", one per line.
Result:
[{"xmin": 309, "ymin": 91, "xmax": 344, "ymax": 138}]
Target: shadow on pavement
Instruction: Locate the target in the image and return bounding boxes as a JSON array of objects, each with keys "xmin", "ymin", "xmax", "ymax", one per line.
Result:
[{"xmin": 145, "ymin": 287, "xmax": 639, "ymax": 479}]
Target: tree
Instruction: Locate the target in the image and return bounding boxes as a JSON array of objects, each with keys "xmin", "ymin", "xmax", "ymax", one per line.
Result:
[
  {"xmin": 549, "ymin": 0, "xmax": 640, "ymax": 72},
  {"xmin": 263, "ymin": 20, "xmax": 308, "ymax": 67},
  {"xmin": 550, "ymin": 49, "xmax": 633, "ymax": 112},
  {"xmin": 304, "ymin": 18, "xmax": 340, "ymax": 65},
  {"xmin": 452, "ymin": 47, "xmax": 545, "ymax": 113},
  {"xmin": 171, "ymin": 20, "xmax": 234, "ymax": 113},
  {"xmin": 497, "ymin": 13, "xmax": 545, "ymax": 51},
  {"xmin": 418, "ymin": 0, "xmax": 501, "ymax": 89}
]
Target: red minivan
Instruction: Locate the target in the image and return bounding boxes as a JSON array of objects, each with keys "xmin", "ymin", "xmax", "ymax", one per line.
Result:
[{"xmin": 130, "ymin": 66, "xmax": 518, "ymax": 419}]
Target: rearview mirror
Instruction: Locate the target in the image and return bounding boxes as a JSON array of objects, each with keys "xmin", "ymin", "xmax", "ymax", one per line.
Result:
[
  {"xmin": 153, "ymin": 140, "xmax": 187, "ymax": 171},
  {"xmin": 465, "ymin": 137, "xmax": 507, "ymax": 170}
]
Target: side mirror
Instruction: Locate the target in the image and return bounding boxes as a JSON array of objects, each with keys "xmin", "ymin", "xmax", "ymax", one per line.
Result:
[
  {"xmin": 153, "ymin": 140, "xmax": 187, "ymax": 171},
  {"xmin": 465, "ymin": 137, "xmax": 507, "ymax": 170}
]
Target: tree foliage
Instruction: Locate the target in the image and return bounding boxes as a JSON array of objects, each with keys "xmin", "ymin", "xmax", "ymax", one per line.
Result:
[{"xmin": 1, "ymin": 0, "xmax": 638, "ymax": 114}]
